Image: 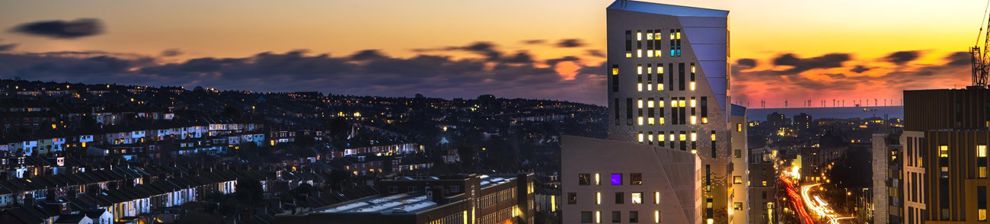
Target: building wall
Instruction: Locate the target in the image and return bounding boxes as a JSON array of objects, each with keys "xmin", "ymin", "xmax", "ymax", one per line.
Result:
[
  {"xmin": 561, "ymin": 135, "xmax": 700, "ymax": 224},
  {"xmin": 605, "ymin": 2, "xmax": 734, "ymax": 223},
  {"xmin": 729, "ymin": 109, "xmax": 748, "ymax": 224},
  {"xmin": 901, "ymin": 131, "xmax": 926, "ymax": 224},
  {"xmin": 746, "ymin": 147, "xmax": 778, "ymax": 224}
]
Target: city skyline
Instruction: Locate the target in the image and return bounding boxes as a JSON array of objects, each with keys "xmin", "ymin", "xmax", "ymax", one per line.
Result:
[{"xmin": 0, "ymin": 0, "xmax": 981, "ymax": 106}]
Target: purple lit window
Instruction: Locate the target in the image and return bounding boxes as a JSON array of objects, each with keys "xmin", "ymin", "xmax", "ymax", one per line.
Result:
[{"xmin": 611, "ymin": 173, "xmax": 623, "ymax": 186}]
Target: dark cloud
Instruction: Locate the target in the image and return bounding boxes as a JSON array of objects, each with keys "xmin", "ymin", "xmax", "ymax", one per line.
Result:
[
  {"xmin": 736, "ymin": 58, "xmax": 757, "ymax": 68},
  {"xmin": 502, "ymin": 51, "xmax": 535, "ymax": 64},
  {"xmin": 545, "ymin": 56, "xmax": 580, "ymax": 66},
  {"xmin": 850, "ymin": 65, "xmax": 870, "ymax": 73},
  {"xmin": 556, "ymin": 39, "xmax": 585, "ymax": 48},
  {"xmin": 586, "ymin": 49, "xmax": 605, "ymax": 58},
  {"xmin": 0, "ymin": 43, "xmax": 15, "ymax": 52},
  {"xmin": 884, "ymin": 51, "xmax": 920, "ymax": 65},
  {"xmin": 349, "ymin": 49, "xmax": 388, "ymax": 61},
  {"xmin": 522, "ymin": 39, "xmax": 546, "ymax": 45},
  {"xmin": 0, "ymin": 45, "xmax": 606, "ymax": 104},
  {"xmin": 772, "ymin": 53, "xmax": 851, "ymax": 73},
  {"xmin": 10, "ymin": 18, "xmax": 103, "ymax": 39},
  {"xmin": 160, "ymin": 49, "xmax": 182, "ymax": 57},
  {"xmin": 945, "ymin": 51, "xmax": 971, "ymax": 66},
  {"xmin": 413, "ymin": 42, "xmax": 502, "ymax": 60}
]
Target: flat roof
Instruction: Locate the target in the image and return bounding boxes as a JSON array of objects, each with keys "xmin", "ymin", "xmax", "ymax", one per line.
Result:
[
  {"xmin": 318, "ymin": 193, "xmax": 438, "ymax": 215},
  {"xmin": 607, "ymin": 0, "xmax": 728, "ymax": 17}
]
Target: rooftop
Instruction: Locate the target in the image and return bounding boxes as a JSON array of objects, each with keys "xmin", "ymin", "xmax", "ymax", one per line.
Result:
[
  {"xmin": 317, "ymin": 193, "xmax": 438, "ymax": 215},
  {"xmin": 607, "ymin": 0, "xmax": 728, "ymax": 17}
]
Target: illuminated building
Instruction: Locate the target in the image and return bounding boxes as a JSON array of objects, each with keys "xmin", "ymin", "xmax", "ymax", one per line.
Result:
[
  {"xmin": 902, "ymin": 88, "xmax": 990, "ymax": 223},
  {"xmin": 872, "ymin": 133, "xmax": 903, "ymax": 224},
  {"xmin": 561, "ymin": 1, "xmax": 746, "ymax": 223}
]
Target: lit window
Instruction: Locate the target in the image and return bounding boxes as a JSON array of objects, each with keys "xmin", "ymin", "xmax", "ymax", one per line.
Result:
[
  {"xmin": 654, "ymin": 192, "xmax": 660, "ymax": 205},
  {"xmin": 638, "ymin": 117, "xmax": 644, "ymax": 126},
  {"xmin": 648, "ymin": 117, "xmax": 655, "ymax": 125},
  {"xmin": 734, "ymin": 176, "xmax": 742, "ymax": 184},
  {"xmin": 595, "ymin": 173, "xmax": 601, "ymax": 185},
  {"xmin": 690, "ymin": 81, "xmax": 696, "ymax": 91},
  {"xmin": 940, "ymin": 145, "xmax": 949, "ymax": 158},
  {"xmin": 638, "ymin": 83, "xmax": 643, "ymax": 92},
  {"xmin": 657, "ymin": 83, "xmax": 664, "ymax": 91},
  {"xmin": 711, "ymin": 133, "xmax": 716, "ymax": 141},
  {"xmin": 596, "ymin": 192, "xmax": 602, "ymax": 205},
  {"xmin": 612, "ymin": 67, "xmax": 619, "ymax": 75},
  {"xmin": 596, "ymin": 211, "xmax": 602, "ymax": 223},
  {"xmin": 690, "ymin": 99, "xmax": 696, "ymax": 107},
  {"xmin": 647, "ymin": 133, "xmax": 653, "ymax": 142},
  {"xmin": 690, "ymin": 132, "xmax": 697, "ymax": 142},
  {"xmin": 638, "ymin": 133, "xmax": 644, "ymax": 142},
  {"xmin": 737, "ymin": 123, "xmax": 743, "ymax": 132},
  {"xmin": 637, "ymin": 65, "xmax": 643, "ymax": 74},
  {"xmin": 654, "ymin": 210, "xmax": 660, "ymax": 223},
  {"xmin": 611, "ymin": 173, "xmax": 622, "ymax": 186},
  {"xmin": 638, "ymin": 99, "xmax": 644, "ymax": 108},
  {"xmin": 679, "ymin": 134, "xmax": 686, "ymax": 141},
  {"xmin": 626, "ymin": 52, "xmax": 632, "ymax": 58},
  {"xmin": 631, "ymin": 192, "xmax": 643, "ymax": 204},
  {"xmin": 637, "ymin": 31, "xmax": 642, "ymax": 41},
  {"xmin": 690, "ymin": 116, "xmax": 697, "ymax": 125},
  {"xmin": 979, "ymin": 145, "xmax": 987, "ymax": 158}
]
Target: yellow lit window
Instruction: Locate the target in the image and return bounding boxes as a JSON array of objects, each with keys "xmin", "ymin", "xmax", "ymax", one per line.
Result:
[
  {"xmin": 596, "ymin": 211, "xmax": 602, "ymax": 223},
  {"xmin": 638, "ymin": 83, "xmax": 643, "ymax": 92},
  {"xmin": 940, "ymin": 145, "xmax": 949, "ymax": 158},
  {"xmin": 647, "ymin": 100, "xmax": 655, "ymax": 108},
  {"xmin": 980, "ymin": 208, "xmax": 987, "ymax": 221},
  {"xmin": 737, "ymin": 123, "xmax": 743, "ymax": 132},
  {"xmin": 638, "ymin": 49, "xmax": 642, "ymax": 58},
  {"xmin": 595, "ymin": 173, "xmax": 601, "ymax": 185},
  {"xmin": 638, "ymin": 133, "xmax": 645, "ymax": 142},
  {"xmin": 979, "ymin": 145, "xmax": 987, "ymax": 158},
  {"xmin": 711, "ymin": 133, "xmax": 716, "ymax": 141},
  {"xmin": 690, "ymin": 116, "xmax": 698, "ymax": 125},
  {"xmin": 690, "ymin": 132, "xmax": 697, "ymax": 142},
  {"xmin": 648, "ymin": 117, "xmax": 655, "ymax": 125},
  {"xmin": 679, "ymin": 134, "xmax": 686, "ymax": 141},
  {"xmin": 659, "ymin": 118, "xmax": 665, "ymax": 125},
  {"xmin": 691, "ymin": 65, "xmax": 696, "ymax": 73},
  {"xmin": 658, "ymin": 101, "xmax": 665, "ymax": 108},
  {"xmin": 647, "ymin": 49, "xmax": 654, "ymax": 57},
  {"xmin": 658, "ymin": 83, "xmax": 664, "ymax": 91},
  {"xmin": 646, "ymin": 33, "xmax": 653, "ymax": 40},
  {"xmin": 679, "ymin": 100, "xmax": 687, "ymax": 107},
  {"xmin": 702, "ymin": 117, "xmax": 709, "ymax": 124},
  {"xmin": 637, "ymin": 32, "xmax": 642, "ymax": 41},
  {"xmin": 638, "ymin": 99, "xmax": 644, "ymax": 108},
  {"xmin": 690, "ymin": 81, "xmax": 696, "ymax": 91},
  {"xmin": 612, "ymin": 67, "xmax": 619, "ymax": 75},
  {"xmin": 647, "ymin": 83, "xmax": 652, "ymax": 91},
  {"xmin": 980, "ymin": 167, "xmax": 987, "ymax": 178},
  {"xmin": 596, "ymin": 192, "xmax": 602, "ymax": 205},
  {"xmin": 690, "ymin": 99, "xmax": 697, "ymax": 107},
  {"xmin": 654, "ymin": 210, "xmax": 660, "ymax": 223},
  {"xmin": 658, "ymin": 134, "xmax": 665, "ymax": 143},
  {"xmin": 638, "ymin": 117, "xmax": 644, "ymax": 126},
  {"xmin": 654, "ymin": 192, "xmax": 660, "ymax": 205},
  {"xmin": 676, "ymin": 31, "xmax": 681, "ymax": 39},
  {"xmin": 647, "ymin": 134, "xmax": 654, "ymax": 143},
  {"xmin": 626, "ymin": 52, "xmax": 632, "ymax": 58},
  {"xmin": 637, "ymin": 65, "xmax": 643, "ymax": 74}
]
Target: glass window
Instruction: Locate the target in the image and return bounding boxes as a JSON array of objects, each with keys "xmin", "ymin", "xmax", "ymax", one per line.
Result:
[
  {"xmin": 579, "ymin": 173, "xmax": 591, "ymax": 185},
  {"xmin": 980, "ymin": 145, "xmax": 987, "ymax": 158},
  {"xmin": 612, "ymin": 211, "xmax": 621, "ymax": 223},
  {"xmin": 631, "ymin": 173, "xmax": 643, "ymax": 185},
  {"xmin": 629, "ymin": 211, "xmax": 639, "ymax": 223},
  {"xmin": 611, "ymin": 173, "xmax": 623, "ymax": 186},
  {"xmin": 615, "ymin": 192, "xmax": 625, "ymax": 204},
  {"xmin": 940, "ymin": 145, "xmax": 949, "ymax": 158},
  {"xmin": 581, "ymin": 211, "xmax": 593, "ymax": 223},
  {"xmin": 568, "ymin": 192, "xmax": 577, "ymax": 204},
  {"xmin": 734, "ymin": 176, "xmax": 743, "ymax": 184},
  {"xmin": 631, "ymin": 192, "xmax": 643, "ymax": 204}
]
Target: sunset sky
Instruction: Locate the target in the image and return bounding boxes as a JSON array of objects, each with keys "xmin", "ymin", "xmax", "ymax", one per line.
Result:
[{"xmin": 0, "ymin": 0, "xmax": 984, "ymax": 106}]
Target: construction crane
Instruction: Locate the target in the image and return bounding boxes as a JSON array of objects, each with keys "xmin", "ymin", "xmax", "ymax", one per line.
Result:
[{"xmin": 971, "ymin": 0, "xmax": 990, "ymax": 88}]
